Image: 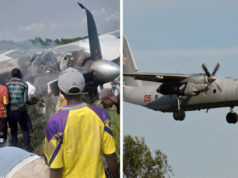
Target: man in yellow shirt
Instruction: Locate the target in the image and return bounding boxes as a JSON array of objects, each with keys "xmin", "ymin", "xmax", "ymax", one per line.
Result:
[{"xmin": 43, "ymin": 67, "xmax": 119, "ymax": 178}]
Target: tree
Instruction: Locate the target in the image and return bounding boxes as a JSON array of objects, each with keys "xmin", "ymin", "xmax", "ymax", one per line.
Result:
[{"xmin": 123, "ymin": 135, "xmax": 173, "ymax": 178}]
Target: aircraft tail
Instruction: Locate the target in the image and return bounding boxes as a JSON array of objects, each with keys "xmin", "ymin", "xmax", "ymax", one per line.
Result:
[{"xmin": 123, "ymin": 35, "xmax": 141, "ymax": 86}]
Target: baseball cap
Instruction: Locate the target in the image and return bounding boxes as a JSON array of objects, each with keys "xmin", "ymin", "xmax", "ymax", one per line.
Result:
[{"xmin": 58, "ymin": 67, "xmax": 86, "ymax": 95}]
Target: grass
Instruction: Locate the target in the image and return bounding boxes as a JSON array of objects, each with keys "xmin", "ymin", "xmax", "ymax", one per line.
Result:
[{"xmin": 107, "ymin": 105, "xmax": 120, "ymax": 158}]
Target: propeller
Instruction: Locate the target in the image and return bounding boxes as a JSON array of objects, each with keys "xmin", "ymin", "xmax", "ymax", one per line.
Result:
[
  {"xmin": 78, "ymin": 2, "xmax": 102, "ymax": 60},
  {"xmin": 77, "ymin": 3, "xmax": 120, "ymax": 84},
  {"xmin": 201, "ymin": 61, "xmax": 223, "ymax": 93}
]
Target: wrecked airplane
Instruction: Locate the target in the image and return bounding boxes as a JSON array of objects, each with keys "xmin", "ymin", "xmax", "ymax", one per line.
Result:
[{"xmin": 0, "ymin": 3, "xmax": 120, "ymax": 105}]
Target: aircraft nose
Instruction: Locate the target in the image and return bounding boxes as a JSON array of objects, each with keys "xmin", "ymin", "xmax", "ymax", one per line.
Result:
[{"xmin": 90, "ymin": 60, "xmax": 120, "ymax": 83}]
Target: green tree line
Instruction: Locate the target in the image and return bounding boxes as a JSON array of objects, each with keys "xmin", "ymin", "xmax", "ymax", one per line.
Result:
[
  {"xmin": 29, "ymin": 36, "xmax": 87, "ymax": 47},
  {"xmin": 124, "ymin": 135, "xmax": 173, "ymax": 178}
]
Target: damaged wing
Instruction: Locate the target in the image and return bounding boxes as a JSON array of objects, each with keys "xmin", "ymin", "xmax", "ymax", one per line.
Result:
[
  {"xmin": 53, "ymin": 31, "xmax": 120, "ymax": 63},
  {"xmin": 0, "ymin": 49, "xmax": 15, "ymax": 62}
]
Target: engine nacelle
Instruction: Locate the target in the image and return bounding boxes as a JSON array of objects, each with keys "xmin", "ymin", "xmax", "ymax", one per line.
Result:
[
  {"xmin": 90, "ymin": 59, "xmax": 120, "ymax": 84},
  {"xmin": 183, "ymin": 74, "xmax": 208, "ymax": 96},
  {"xmin": 157, "ymin": 74, "xmax": 209, "ymax": 96},
  {"xmin": 183, "ymin": 83, "xmax": 208, "ymax": 96}
]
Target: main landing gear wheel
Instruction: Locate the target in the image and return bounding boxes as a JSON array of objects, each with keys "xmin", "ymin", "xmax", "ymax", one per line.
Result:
[
  {"xmin": 226, "ymin": 112, "xmax": 237, "ymax": 124},
  {"xmin": 173, "ymin": 110, "xmax": 185, "ymax": 121}
]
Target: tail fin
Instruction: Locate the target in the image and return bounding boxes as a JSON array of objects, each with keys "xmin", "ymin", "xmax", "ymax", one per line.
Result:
[
  {"xmin": 78, "ymin": 2, "xmax": 102, "ymax": 60},
  {"xmin": 123, "ymin": 35, "xmax": 141, "ymax": 86}
]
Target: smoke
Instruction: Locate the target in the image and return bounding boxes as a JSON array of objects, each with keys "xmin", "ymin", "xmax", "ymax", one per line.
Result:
[
  {"xmin": 0, "ymin": 38, "xmax": 57, "ymax": 53},
  {"xmin": 0, "ymin": 38, "xmax": 103, "ymax": 107},
  {"xmin": 0, "ymin": 39, "xmax": 97, "ymax": 117},
  {"xmin": 0, "ymin": 41, "xmax": 19, "ymax": 52},
  {"xmin": 0, "ymin": 39, "xmax": 59, "ymax": 97}
]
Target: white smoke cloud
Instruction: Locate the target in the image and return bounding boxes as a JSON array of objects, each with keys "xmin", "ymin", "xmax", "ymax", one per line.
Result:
[
  {"xmin": 92, "ymin": 8, "xmax": 106, "ymax": 16},
  {"xmin": 24, "ymin": 23, "xmax": 46, "ymax": 32}
]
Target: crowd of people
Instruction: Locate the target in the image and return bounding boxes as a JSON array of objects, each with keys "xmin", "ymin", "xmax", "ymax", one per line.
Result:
[
  {"xmin": 0, "ymin": 67, "xmax": 119, "ymax": 178},
  {"xmin": 0, "ymin": 68, "xmax": 32, "ymax": 151}
]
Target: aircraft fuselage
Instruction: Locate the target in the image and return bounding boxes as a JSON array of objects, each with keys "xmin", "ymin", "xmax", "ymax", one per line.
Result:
[{"xmin": 124, "ymin": 77, "xmax": 238, "ymax": 112}]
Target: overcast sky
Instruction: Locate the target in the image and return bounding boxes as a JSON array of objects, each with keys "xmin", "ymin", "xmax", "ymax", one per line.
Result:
[
  {"xmin": 0, "ymin": 0, "xmax": 120, "ymax": 41},
  {"xmin": 124, "ymin": 0, "xmax": 238, "ymax": 178}
]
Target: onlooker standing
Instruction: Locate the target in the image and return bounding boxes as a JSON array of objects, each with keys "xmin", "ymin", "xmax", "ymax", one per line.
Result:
[
  {"xmin": 43, "ymin": 67, "xmax": 119, "ymax": 178},
  {"xmin": 7, "ymin": 68, "xmax": 32, "ymax": 151},
  {"xmin": 0, "ymin": 83, "xmax": 9, "ymax": 144},
  {"xmin": 25, "ymin": 81, "xmax": 38, "ymax": 133}
]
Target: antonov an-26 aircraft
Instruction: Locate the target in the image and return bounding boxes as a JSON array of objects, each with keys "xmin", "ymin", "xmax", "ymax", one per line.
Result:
[{"xmin": 123, "ymin": 36, "xmax": 238, "ymax": 124}]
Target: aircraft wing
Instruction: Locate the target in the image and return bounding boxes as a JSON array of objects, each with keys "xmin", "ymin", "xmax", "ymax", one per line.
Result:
[
  {"xmin": 0, "ymin": 49, "xmax": 16, "ymax": 62},
  {"xmin": 53, "ymin": 31, "xmax": 120, "ymax": 61},
  {"xmin": 124, "ymin": 72, "xmax": 189, "ymax": 83}
]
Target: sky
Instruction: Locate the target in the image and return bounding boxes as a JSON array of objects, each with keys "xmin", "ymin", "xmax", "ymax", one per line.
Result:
[
  {"xmin": 124, "ymin": 0, "xmax": 238, "ymax": 178},
  {"xmin": 0, "ymin": 0, "xmax": 120, "ymax": 41}
]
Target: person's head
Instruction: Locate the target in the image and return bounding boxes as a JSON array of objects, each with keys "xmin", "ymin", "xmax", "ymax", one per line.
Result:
[
  {"xmin": 58, "ymin": 67, "xmax": 86, "ymax": 103},
  {"xmin": 12, "ymin": 68, "xmax": 22, "ymax": 79}
]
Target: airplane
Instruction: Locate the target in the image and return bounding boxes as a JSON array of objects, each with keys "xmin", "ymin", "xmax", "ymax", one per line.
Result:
[
  {"xmin": 0, "ymin": 3, "xmax": 120, "ymax": 101},
  {"xmin": 123, "ymin": 36, "xmax": 238, "ymax": 124},
  {"xmin": 50, "ymin": 3, "xmax": 120, "ymax": 89},
  {"xmin": 46, "ymin": 3, "xmax": 120, "ymax": 102}
]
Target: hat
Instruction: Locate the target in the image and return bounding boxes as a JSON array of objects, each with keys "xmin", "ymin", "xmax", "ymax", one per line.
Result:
[{"xmin": 58, "ymin": 67, "xmax": 86, "ymax": 95}]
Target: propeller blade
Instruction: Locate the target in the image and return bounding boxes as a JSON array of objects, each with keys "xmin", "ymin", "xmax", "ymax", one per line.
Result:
[
  {"xmin": 201, "ymin": 62, "xmax": 211, "ymax": 77},
  {"xmin": 212, "ymin": 61, "xmax": 221, "ymax": 76},
  {"xmin": 78, "ymin": 2, "xmax": 102, "ymax": 60}
]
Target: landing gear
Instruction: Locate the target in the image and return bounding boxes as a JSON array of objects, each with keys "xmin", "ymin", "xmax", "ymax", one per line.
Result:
[
  {"xmin": 226, "ymin": 113, "xmax": 237, "ymax": 124},
  {"xmin": 226, "ymin": 107, "xmax": 237, "ymax": 124},
  {"xmin": 226, "ymin": 108, "xmax": 237, "ymax": 124},
  {"xmin": 173, "ymin": 110, "xmax": 186, "ymax": 121},
  {"xmin": 173, "ymin": 96, "xmax": 186, "ymax": 121},
  {"xmin": 177, "ymin": 96, "xmax": 182, "ymax": 111}
]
